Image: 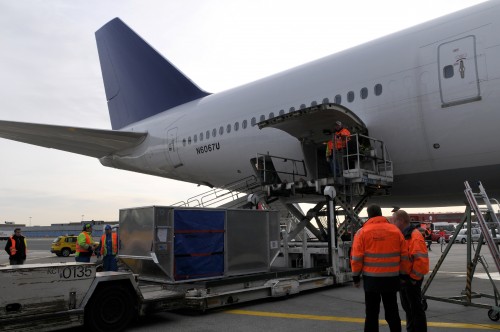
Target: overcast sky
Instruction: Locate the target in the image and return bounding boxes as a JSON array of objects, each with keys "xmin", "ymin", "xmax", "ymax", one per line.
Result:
[{"xmin": 0, "ymin": 0, "xmax": 486, "ymax": 226}]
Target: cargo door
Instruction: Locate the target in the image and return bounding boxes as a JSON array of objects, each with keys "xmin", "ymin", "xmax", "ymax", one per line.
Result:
[
  {"xmin": 166, "ymin": 127, "xmax": 183, "ymax": 168},
  {"xmin": 438, "ymin": 35, "xmax": 481, "ymax": 107}
]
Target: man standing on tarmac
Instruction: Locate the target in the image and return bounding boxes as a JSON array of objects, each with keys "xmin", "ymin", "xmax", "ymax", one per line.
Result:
[
  {"xmin": 4, "ymin": 228, "xmax": 27, "ymax": 265},
  {"xmin": 100, "ymin": 224, "xmax": 118, "ymax": 271},
  {"xmin": 75, "ymin": 223, "xmax": 98, "ymax": 263},
  {"xmin": 351, "ymin": 204, "xmax": 409, "ymax": 332},
  {"xmin": 392, "ymin": 209, "xmax": 430, "ymax": 332}
]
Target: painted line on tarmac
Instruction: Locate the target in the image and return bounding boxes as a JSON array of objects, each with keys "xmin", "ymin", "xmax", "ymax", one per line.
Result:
[{"xmin": 226, "ymin": 309, "xmax": 500, "ymax": 330}]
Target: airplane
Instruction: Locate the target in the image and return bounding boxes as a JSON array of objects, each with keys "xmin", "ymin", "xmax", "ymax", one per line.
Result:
[{"xmin": 0, "ymin": 1, "xmax": 499, "ymax": 209}]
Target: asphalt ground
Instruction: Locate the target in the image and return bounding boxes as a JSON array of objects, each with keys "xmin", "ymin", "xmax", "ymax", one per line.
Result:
[{"xmin": 1, "ymin": 238, "xmax": 500, "ymax": 331}]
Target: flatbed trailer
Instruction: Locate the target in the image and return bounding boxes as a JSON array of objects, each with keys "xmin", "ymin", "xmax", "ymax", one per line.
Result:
[{"xmin": 1, "ymin": 206, "xmax": 352, "ymax": 332}]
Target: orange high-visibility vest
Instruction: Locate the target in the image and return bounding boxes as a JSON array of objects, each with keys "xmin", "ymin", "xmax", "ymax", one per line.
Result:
[
  {"xmin": 100, "ymin": 233, "xmax": 118, "ymax": 256},
  {"xmin": 334, "ymin": 128, "xmax": 351, "ymax": 150},
  {"xmin": 405, "ymin": 228, "xmax": 430, "ymax": 280},
  {"xmin": 76, "ymin": 232, "xmax": 92, "ymax": 253},
  {"xmin": 9, "ymin": 236, "xmax": 27, "ymax": 256},
  {"xmin": 351, "ymin": 216, "xmax": 409, "ymax": 278}
]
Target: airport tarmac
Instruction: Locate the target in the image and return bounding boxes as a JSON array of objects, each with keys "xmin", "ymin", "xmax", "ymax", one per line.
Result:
[{"xmin": 1, "ymin": 238, "xmax": 500, "ymax": 331}]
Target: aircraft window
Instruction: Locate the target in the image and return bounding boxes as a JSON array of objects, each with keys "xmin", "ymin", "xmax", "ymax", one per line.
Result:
[
  {"xmin": 347, "ymin": 91, "xmax": 355, "ymax": 102},
  {"xmin": 234, "ymin": 122, "xmax": 239, "ymax": 131},
  {"xmin": 188, "ymin": 137, "xmax": 192, "ymax": 145},
  {"xmin": 279, "ymin": 109, "xmax": 285, "ymax": 115},
  {"xmin": 374, "ymin": 83, "xmax": 383, "ymax": 96},
  {"xmin": 182, "ymin": 138, "xmax": 186, "ymax": 146},
  {"xmin": 322, "ymin": 98, "xmax": 329, "ymax": 104},
  {"xmin": 289, "ymin": 107, "xmax": 295, "ymax": 113},
  {"xmin": 226, "ymin": 124, "xmax": 231, "ymax": 133},
  {"xmin": 360, "ymin": 87, "xmax": 368, "ymax": 99},
  {"xmin": 193, "ymin": 135, "xmax": 197, "ymax": 143},
  {"xmin": 311, "ymin": 101, "xmax": 317, "ymax": 106},
  {"xmin": 260, "ymin": 115, "xmax": 265, "ymax": 122},
  {"xmin": 219, "ymin": 126, "xmax": 224, "ymax": 135},
  {"xmin": 242, "ymin": 119, "xmax": 248, "ymax": 129},
  {"xmin": 251, "ymin": 117, "xmax": 257, "ymax": 126},
  {"xmin": 443, "ymin": 65, "xmax": 454, "ymax": 79},
  {"xmin": 269, "ymin": 112, "xmax": 274, "ymax": 119},
  {"xmin": 199, "ymin": 132, "xmax": 203, "ymax": 141},
  {"xmin": 206, "ymin": 130, "xmax": 210, "ymax": 140},
  {"xmin": 334, "ymin": 95, "xmax": 341, "ymax": 104},
  {"xmin": 212, "ymin": 128, "xmax": 217, "ymax": 137},
  {"xmin": 300, "ymin": 104, "xmax": 306, "ymax": 109}
]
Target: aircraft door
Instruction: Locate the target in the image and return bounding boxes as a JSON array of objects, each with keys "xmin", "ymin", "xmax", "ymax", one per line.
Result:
[
  {"xmin": 438, "ymin": 35, "xmax": 481, "ymax": 107},
  {"xmin": 166, "ymin": 127, "xmax": 183, "ymax": 168}
]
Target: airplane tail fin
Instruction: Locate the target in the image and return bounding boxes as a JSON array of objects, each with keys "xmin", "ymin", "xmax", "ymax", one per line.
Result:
[{"xmin": 95, "ymin": 18, "xmax": 210, "ymax": 130}]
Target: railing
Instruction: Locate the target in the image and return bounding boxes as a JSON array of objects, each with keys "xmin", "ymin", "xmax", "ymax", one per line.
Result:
[
  {"xmin": 341, "ymin": 133, "xmax": 393, "ymax": 181},
  {"xmin": 254, "ymin": 153, "xmax": 307, "ymax": 184},
  {"xmin": 172, "ymin": 175, "xmax": 260, "ymax": 208}
]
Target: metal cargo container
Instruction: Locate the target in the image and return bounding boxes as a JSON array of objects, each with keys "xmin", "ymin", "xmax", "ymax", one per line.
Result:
[{"xmin": 119, "ymin": 206, "xmax": 280, "ymax": 282}]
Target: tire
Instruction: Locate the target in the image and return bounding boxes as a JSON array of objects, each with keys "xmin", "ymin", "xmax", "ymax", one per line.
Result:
[
  {"xmin": 488, "ymin": 309, "xmax": 500, "ymax": 321},
  {"xmin": 85, "ymin": 284, "xmax": 136, "ymax": 332},
  {"xmin": 61, "ymin": 248, "xmax": 71, "ymax": 257},
  {"xmin": 56, "ymin": 253, "xmax": 63, "ymax": 257},
  {"xmin": 461, "ymin": 238, "xmax": 466, "ymax": 244}
]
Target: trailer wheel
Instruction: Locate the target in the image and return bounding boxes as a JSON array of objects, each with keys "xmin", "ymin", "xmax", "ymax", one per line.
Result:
[
  {"xmin": 488, "ymin": 309, "xmax": 500, "ymax": 321},
  {"xmin": 85, "ymin": 284, "xmax": 136, "ymax": 332},
  {"xmin": 61, "ymin": 248, "xmax": 71, "ymax": 257}
]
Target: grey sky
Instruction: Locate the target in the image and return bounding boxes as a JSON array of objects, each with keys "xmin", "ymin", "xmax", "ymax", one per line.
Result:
[{"xmin": 0, "ymin": 0, "xmax": 485, "ymax": 225}]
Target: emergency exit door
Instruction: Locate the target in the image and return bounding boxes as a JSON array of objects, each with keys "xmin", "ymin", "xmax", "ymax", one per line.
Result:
[{"xmin": 438, "ymin": 35, "xmax": 481, "ymax": 107}]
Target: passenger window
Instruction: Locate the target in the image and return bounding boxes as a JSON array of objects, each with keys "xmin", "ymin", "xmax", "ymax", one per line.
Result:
[
  {"xmin": 443, "ymin": 65, "xmax": 454, "ymax": 79},
  {"xmin": 311, "ymin": 101, "xmax": 317, "ymax": 106},
  {"xmin": 251, "ymin": 117, "xmax": 257, "ymax": 126},
  {"xmin": 322, "ymin": 98, "xmax": 329, "ymax": 104},
  {"xmin": 219, "ymin": 126, "xmax": 224, "ymax": 136},
  {"xmin": 279, "ymin": 109, "xmax": 285, "ymax": 115},
  {"xmin": 269, "ymin": 112, "xmax": 274, "ymax": 119},
  {"xmin": 212, "ymin": 128, "xmax": 217, "ymax": 137},
  {"xmin": 206, "ymin": 130, "xmax": 210, "ymax": 140},
  {"xmin": 193, "ymin": 135, "xmax": 197, "ymax": 143},
  {"xmin": 289, "ymin": 107, "xmax": 295, "ymax": 113},
  {"xmin": 234, "ymin": 122, "xmax": 239, "ymax": 131},
  {"xmin": 226, "ymin": 124, "xmax": 231, "ymax": 134},
  {"xmin": 260, "ymin": 115, "xmax": 265, "ymax": 122},
  {"xmin": 242, "ymin": 119, "xmax": 248, "ymax": 129},
  {"xmin": 300, "ymin": 104, "xmax": 306, "ymax": 109},
  {"xmin": 347, "ymin": 91, "xmax": 355, "ymax": 103},
  {"xmin": 188, "ymin": 136, "xmax": 191, "ymax": 145},
  {"xmin": 360, "ymin": 87, "xmax": 368, "ymax": 99},
  {"xmin": 374, "ymin": 83, "xmax": 383, "ymax": 96},
  {"xmin": 199, "ymin": 132, "xmax": 203, "ymax": 141},
  {"xmin": 334, "ymin": 94, "xmax": 341, "ymax": 104},
  {"xmin": 182, "ymin": 138, "xmax": 186, "ymax": 146}
]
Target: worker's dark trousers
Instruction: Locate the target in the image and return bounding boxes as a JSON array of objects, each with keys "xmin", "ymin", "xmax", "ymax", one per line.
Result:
[
  {"xmin": 364, "ymin": 291, "xmax": 401, "ymax": 332},
  {"xmin": 400, "ymin": 279, "xmax": 427, "ymax": 332}
]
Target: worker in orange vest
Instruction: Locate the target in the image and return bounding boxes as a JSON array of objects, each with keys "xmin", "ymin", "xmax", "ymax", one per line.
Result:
[
  {"xmin": 100, "ymin": 224, "xmax": 118, "ymax": 271},
  {"xmin": 351, "ymin": 205, "xmax": 409, "ymax": 332},
  {"xmin": 75, "ymin": 223, "xmax": 98, "ymax": 263},
  {"xmin": 326, "ymin": 121, "xmax": 351, "ymax": 177},
  {"xmin": 4, "ymin": 228, "xmax": 27, "ymax": 265},
  {"xmin": 391, "ymin": 210, "xmax": 430, "ymax": 332}
]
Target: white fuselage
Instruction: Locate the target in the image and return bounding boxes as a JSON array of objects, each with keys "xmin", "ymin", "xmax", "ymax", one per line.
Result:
[{"xmin": 102, "ymin": 2, "xmax": 500, "ymax": 206}]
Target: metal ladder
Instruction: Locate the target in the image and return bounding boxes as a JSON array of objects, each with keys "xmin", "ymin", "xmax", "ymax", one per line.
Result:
[{"xmin": 464, "ymin": 181, "xmax": 500, "ymax": 273}]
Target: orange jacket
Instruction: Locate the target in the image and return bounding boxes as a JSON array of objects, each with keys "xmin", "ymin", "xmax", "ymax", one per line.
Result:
[
  {"xmin": 402, "ymin": 227, "xmax": 430, "ymax": 280},
  {"xmin": 100, "ymin": 232, "xmax": 118, "ymax": 256},
  {"xmin": 351, "ymin": 216, "xmax": 409, "ymax": 278},
  {"xmin": 326, "ymin": 128, "xmax": 351, "ymax": 157}
]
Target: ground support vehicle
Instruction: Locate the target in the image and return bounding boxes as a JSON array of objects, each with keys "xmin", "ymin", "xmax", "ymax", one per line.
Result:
[{"xmin": 0, "ymin": 206, "xmax": 353, "ymax": 332}]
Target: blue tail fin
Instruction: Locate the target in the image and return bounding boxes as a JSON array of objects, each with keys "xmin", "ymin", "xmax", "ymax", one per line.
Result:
[{"xmin": 95, "ymin": 18, "xmax": 210, "ymax": 130}]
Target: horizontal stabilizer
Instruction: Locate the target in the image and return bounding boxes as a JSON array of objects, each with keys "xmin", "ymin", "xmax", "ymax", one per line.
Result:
[{"xmin": 0, "ymin": 120, "xmax": 147, "ymax": 158}]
